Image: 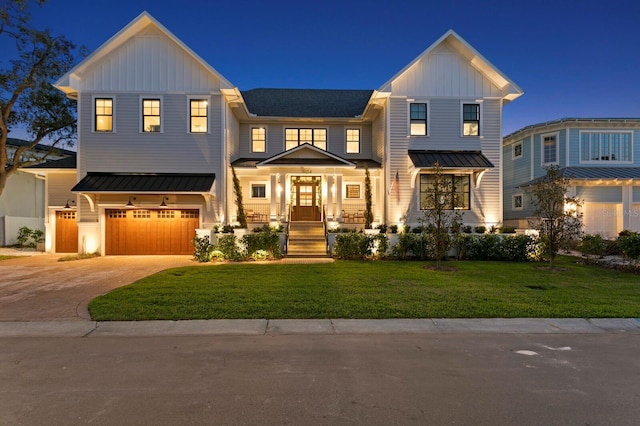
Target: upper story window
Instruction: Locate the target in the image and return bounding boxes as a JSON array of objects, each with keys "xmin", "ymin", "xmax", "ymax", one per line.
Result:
[
  {"xmin": 513, "ymin": 194, "xmax": 523, "ymax": 210},
  {"xmin": 142, "ymin": 99, "xmax": 161, "ymax": 132},
  {"xmin": 95, "ymin": 98, "xmax": 113, "ymax": 132},
  {"xmin": 419, "ymin": 174, "xmax": 470, "ymax": 210},
  {"xmin": 542, "ymin": 133, "xmax": 558, "ymax": 164},
  {"xmin": 409, "ymin": 103, "xmax": 427, "ymax": 136},
  {"xmin": 580, "ymin": 132, "xmax": 632, "ymax": 162},
  {"xmin": 346, "ymin": 128, "xmax": 360, "ymax": 153},
  {"xmin": 513, "ymin": 142, "xmax": 523, "ymax": 159},
  {"xmin": 285, "ymin": 128, "xmax": 327, "ymax": 151},
  {"xmin": 251, "ymin": 127, "xmax": 266, "ymax": 153},
  {"xmin": 462, "ymin": 103, "xmax": 480, "ymax": 136},
  {"xmin": 190, "ymin": 99, "xmax": 208, "ymax": 133}
]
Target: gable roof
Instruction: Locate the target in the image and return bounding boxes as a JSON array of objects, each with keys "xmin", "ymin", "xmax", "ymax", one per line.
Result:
[
  {"xmin": 379, "ymin": 30, "xmax": 523, "ymax": 102},
  {"xmin": 256, "ymin": 144, "xmax": 355, "ymax": 167},
  {"xmin": 23, "ymin": 156, "xmax": 77, "ymax": 170},
  {"xmin": 241, "ymin": 88, "xmax": 373, "ymax": 118},
  {"xmin": 54, "ymin": 11, "xmax": 234, "ymax": 98},
  {"xmin": 7, "ymin": 138, "xmax": 76, "ymax": 157}
]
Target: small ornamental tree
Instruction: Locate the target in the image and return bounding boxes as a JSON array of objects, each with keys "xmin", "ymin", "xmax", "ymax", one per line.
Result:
[
  {"xmin": 529, "ymin": 165, "xmax": 583, "ymax": 268},
  {"xmin": 419, "ymin": 161, "xmax": 462, "ymax": 268},
  {"xmin": 364, "ymin": 164, "xmax": 373, "ymax": 229},
  {"xmin": 231, "ymin": 166, "xmax": 247, "ymax": 228}
]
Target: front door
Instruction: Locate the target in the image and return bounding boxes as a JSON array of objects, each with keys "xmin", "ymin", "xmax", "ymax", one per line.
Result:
[{"xmin": 291, "ymin": 176, "xmax": 321, "ymax": 221}]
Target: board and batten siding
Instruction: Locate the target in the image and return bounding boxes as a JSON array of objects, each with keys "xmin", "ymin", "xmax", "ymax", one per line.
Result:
[
  {"xmin": 382, "ymin": 41, "xmax": 503, "ymax": 99},
  {"xmin": 80, "ymin": 27, "xmax": 221, "ymax": 93},
  {"xmin": 78, "ymin": 93, "xmax": 222, "ymax": 175}
]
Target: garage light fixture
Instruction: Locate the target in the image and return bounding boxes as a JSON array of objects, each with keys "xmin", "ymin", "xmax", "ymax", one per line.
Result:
[
  {"xmin": 64, "ymin": 199, "xmax": 76, "ymax": 209},
  {"xmin": 125, "ymin": 196, "xmax": 136, "ymax": 207},
  {"xmin": 160, "ymin": 196, "xmax": 169, "ymax": 207}
]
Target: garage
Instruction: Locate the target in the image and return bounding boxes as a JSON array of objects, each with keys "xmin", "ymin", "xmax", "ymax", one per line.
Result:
[
  {"xmin": 56, "ymin": 210, "xmax": 79, "ymax": 253},
  {"xmin": 105, "ymin": 209, "xmax": 199, "ymax": 255}
]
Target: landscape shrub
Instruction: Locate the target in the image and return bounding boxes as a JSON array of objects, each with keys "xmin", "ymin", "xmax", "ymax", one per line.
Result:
[
  {"xmin": 454, "ymin": 234, "xmax": 535, "ymax": 261},
  {"xmin": 373, "ymin": 233, "xmax": 389, "ymax": 258},
  {"xmin": 243, "ymin": 227, "xmax": 282, "ymax": 259},
  {"xmin": 192, "ymin": 235, "xmax": 214, "ymax": 262},
  {"xmin": 577, "ymin": 234, "xmax": 606, "ymax": 258},
  {"xmin": 474, "ymin": 225, "xmax": 486, "ymax": 234},
  {"xmin": 617, "ymin": 231, "xmax": 640, "ymax": 260},
  {"xmin": 215, "ymin": 234, "xmax": 247, "ymax": 261},
  {"xmin": 16, "ymin": 226, "xmax": 44, "ymax": 248},
  {"xmin": 333, "ymin": 232, "xmax": 373, "ymax": 260},
  {"xmin": 390, "ymin": 232, "xmax": 433, "ymax": 260}
]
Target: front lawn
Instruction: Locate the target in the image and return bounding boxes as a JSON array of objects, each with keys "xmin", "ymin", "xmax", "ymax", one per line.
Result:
[
  {"xmin": 0, "ymin": 255, "xmax": 15, "ymax": 261},
  {"xmin": 88, "ymin": 257, "xmax": 640, "ymax": 321}
]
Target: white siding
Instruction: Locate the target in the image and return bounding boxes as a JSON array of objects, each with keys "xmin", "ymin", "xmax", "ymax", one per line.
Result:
[
  {"xmin": 387, "ymin": 42, "xmax": 502, "ymax": 98},
  {"xmin": 80, "ymin": 27, "xmax": 221, "ymax": 93}
]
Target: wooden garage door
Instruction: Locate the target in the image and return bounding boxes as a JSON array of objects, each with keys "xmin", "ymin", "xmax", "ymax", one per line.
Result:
[
  {"xmin": 56, "ymin": 211, "xmax": 78, "ymax": 253},
  {"xmin": 105, "ymin": 209, "xmax": 199, "ymax": 255}
]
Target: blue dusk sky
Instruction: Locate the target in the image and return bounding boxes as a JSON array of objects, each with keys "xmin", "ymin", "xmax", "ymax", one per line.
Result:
[{"xmin": 8, "ymin": 0, "xmax": 640, "ymax": 136}]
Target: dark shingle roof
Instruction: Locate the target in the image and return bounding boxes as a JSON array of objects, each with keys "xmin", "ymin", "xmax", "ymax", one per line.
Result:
[
  {"xmin": 25, "ymin": 156, "xmax": 77, "ymax": 169},
  {"xmin": 7, "ymin": 138, "xmax": 76, "ymax": 157},
  {"xmin": 409, "ymin": 150, "xmax": 494, "ymax": 169},
  {"xmin": 241, "ymin": 88, "xmax": 373, "ymax": 118},
  {"xmin": 72, "ymin": 173, "xmax": 215, "ymax": 193}
]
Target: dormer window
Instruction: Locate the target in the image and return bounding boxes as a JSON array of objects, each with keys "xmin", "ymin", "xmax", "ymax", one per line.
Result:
[{"xmin": 285, "ymin": 128, "xmax": 327, "ymax": 151}]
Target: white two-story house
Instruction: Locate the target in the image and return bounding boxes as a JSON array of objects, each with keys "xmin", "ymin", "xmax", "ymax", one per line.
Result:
[
  {"xmin": 49, "ymin": 11, "xmax": 522, "ymax": 255},
  {"xmin": 503, "ymin": 118, "xmax": 640, "ymax": 238}
]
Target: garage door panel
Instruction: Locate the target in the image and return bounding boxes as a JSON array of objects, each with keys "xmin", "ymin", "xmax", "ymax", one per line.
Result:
[
  {"xmin": 106, "ymin": 209, "xmax": 198, "ymax": 255},
  {"xmin": 56, "ymin": 211, "xmax": 78, "ymax": 253}
]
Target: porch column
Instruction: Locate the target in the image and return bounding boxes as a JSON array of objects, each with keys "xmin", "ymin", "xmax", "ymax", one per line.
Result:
[
  {"xmin": 336, "ymin": 175, "xmax": 343, "ymax": 222},
  {"xmin": 622, "ymin": 185, "xmax": 632, "ymax": 232},
  {"xmin": 327, "ymin": 174, "xmax": 335, "ymax": 221},
  {"xmin": 373, "ymin": 175, "xmax": 382, "ymax": 224},
  {"xmin": 270, "ymin": 173, "xmax": 278, "ymax": 221}
]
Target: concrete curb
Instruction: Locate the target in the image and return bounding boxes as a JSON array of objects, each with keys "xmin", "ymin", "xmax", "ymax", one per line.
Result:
[{"xmin": 0, "ymin": 318, "xmax": 639, "ymax": 337}]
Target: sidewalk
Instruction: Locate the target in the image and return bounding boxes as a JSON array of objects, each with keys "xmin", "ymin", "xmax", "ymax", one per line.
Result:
[{"xmin": 1, "ymin": 318, "xmax": 639, "ymax": 338}]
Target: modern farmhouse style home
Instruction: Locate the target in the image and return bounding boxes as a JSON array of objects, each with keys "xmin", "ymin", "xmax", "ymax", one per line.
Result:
[
  {"xmin": 503, "ymin": 118, "xmax": 640, "ymax": 237},
  {"xmin": 44, "ymin": 11, "xmax": 522, "ymax": 255}
]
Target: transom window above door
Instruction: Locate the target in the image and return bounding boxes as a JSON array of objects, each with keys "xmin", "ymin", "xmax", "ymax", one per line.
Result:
[{"xmin": 285, "ymin": 128, "xmax": 327, "ymax": 150}]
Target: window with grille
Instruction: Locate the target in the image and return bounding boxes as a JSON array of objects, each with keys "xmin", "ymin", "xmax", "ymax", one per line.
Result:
[
  {"xmin": 142, "ymin": 99, "xmax": 161, "ymax": 132},
  {"xmin": 190, "ymin": 99, "xmax": 208, "ymax": 133}
]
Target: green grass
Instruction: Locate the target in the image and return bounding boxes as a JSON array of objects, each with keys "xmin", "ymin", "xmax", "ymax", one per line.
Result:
[
  {"xmin": 88, "ymin": 256, "xmax": 640, "ymax": 321},
  {"xmin": 0, "ymin": 255, "xmax": 15, "ymax": 261}
]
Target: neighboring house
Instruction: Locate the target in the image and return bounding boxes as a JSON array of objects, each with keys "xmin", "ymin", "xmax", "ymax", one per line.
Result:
[
  {"xmin": 0, "ymin": 138, "xmax": 75, "ymax": 246},
  {"xmin": 503, "ymin": 118, "xmax": 640, "ymax": 238},
  {"xmin": 48, "ymin": 11, "xmax": 521, "ymax": 255}
]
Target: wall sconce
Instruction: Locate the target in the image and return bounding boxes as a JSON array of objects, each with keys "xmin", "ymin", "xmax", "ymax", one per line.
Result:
[
  {"xmin": 64, "ymin": 199, "xmax": 76, "ymax": 209},
  {"xmin": 160, "ymin": 196, "xmax": 169, "ymax": 207},
  {"xmin": 125, "ymin": 196, "xmax": 136, "ymax": 207}
]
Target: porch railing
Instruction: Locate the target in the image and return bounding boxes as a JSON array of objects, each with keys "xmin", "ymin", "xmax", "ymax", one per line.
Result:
[
  {"xmin": 244, "ymin": 203, "xmax": 270, "ymax": 223},
  {"xmin": 341, "ymin": 204, "xmax": 375, "ymax": 224}
]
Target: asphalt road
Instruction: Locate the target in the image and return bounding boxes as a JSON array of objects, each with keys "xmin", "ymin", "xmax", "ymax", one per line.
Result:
[{"xmin": 2, "ymin": 332, "xmax": 639, "ymax": 425}]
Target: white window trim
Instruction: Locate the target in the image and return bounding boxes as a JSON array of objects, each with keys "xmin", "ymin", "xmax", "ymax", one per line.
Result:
[
  {"xmin": 460, "ymin": 101, "xmax": 483, "ymax": 138},
  {"xmin": 541, "ymin": 131, "xmax": 559, "ymax": 166},
  {"xmin": 407, "ymin": 99, "xmax": 430, "ymax": 137},
  {"xmin": 187, "ymin": 95, "xmax": 211, "ymax": 134},
  {"xmin": 140, "ymin": 96, "xmax": 163, "ymax": 133},
  {"xmin": 92, "ymin": 95, "xmax": 115, "ymax": 133},
  {"xmin": 345, "ymin": 126, "xmax": 362, "ymax": 154},
  {"xmin": 249, "ymin": 181, "xmax": 270, "ymax": 199},
  {"xmin": 250, "ymin": 126, "xmax": 268, "ymax": 153},
  {"xmin": 417, "ymin": 172, "xmax": 473, "ymax": 211},
  {"xmin": 512, "ymin": 193, "xmax": 524, "ymax": 211},
  {"xmin": 578, "ymin": 130, "xmax": 634, "ymax": 164},
  {"xmin": 344, "ymin": 182, "xmax": 362, "ymax": 200},
  {"xmin": 512, "ymin": 141, "xmax": 523, "ymax": 160}
]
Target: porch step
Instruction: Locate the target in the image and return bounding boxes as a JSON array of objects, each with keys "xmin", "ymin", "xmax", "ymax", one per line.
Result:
[{"xmin": 287, "ymin": 221, "xmax": 328, "ymax": 257}]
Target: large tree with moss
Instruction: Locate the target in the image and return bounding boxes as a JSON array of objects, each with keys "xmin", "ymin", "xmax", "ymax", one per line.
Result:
[{"xmin": 0, "ymin": 0, "xmax": 80, "ymax": 196}]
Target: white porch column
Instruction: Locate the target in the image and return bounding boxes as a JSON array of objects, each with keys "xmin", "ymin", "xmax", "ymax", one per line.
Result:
[
  {"xmin": 336, "ymin": 175, "xmax": 343, "ymax": 221},
  {"xmin": 622, "ymin": 185, "xmax": 632, "ymax": 231},
  {"xmin": 270, "ymin": 173, "xmax": 278, "ymax": 221},
  {"xmin": 373, "ymin": 175, "xmax": 382, "ymax": 224},
  {"xmin": 327, "ymin": 174, "xmax": 335, "ymax": 220}
]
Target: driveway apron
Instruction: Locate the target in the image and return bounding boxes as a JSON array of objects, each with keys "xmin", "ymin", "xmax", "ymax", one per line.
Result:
[{"xmin": 0, "ymin": 255, "xmax": 196, "ymax": 321}]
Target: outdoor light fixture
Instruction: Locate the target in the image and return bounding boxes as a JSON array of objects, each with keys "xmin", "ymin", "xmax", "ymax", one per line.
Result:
[
  {"xmin": 160, "ymin": 196, "xmax": 169, "ymax": 207},
  {"xmin": 125, "ymin": 196, "xmax": 136, "ymax": 207},
  {"xmin": 64, "ymin": 199, "xmax": 76, "ymax": 209}
]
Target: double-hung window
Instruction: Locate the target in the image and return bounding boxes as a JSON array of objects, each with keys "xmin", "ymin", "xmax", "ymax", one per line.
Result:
[
  {"xmin": 251, "ymin": 184, "xmax": 266, "ymax": 199},
  {"xmin": 542, "ymin": 133, "xmax": 558, "ymax": 164},
  {"xmin": 95, "ymin": 98, "xmax": 113, "ymax": 132},
  {"xmin": 142, "ymin": 99, "xmax": 161, "ymax": 132},
  {"xmin": 190, "ymin": 99, "xmax": 208, "ymax": 133},
  {"xmin": 513, "ymin": 194, "xmax": 523, "ymax": 210},
  {"xmin": 285, "ymin": 128, "xmax": 327, "ymax": 151},
  {"xmin": 462, "ymin": 103, "xmax": 480, "ymax": 136},
  {"xmin": 513, "ymin": 142, "xmax": 523, "ymax": 159},
  {"xmin": 420, "ymin": 174, "xmax": 470, "ymax": 210},
  {"xmin": 409, "ymin": 103, "xmax": 427, "ymax": 136},
  {"xmin": 346, "ymin": 128, "xmax": 360, "ymax": 153},
  {"xmin": 251, "ymin": 127, "xmax": 266, "ymax": 153}
]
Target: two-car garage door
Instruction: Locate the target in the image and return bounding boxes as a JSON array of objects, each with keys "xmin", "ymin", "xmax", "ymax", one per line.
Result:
[{"xmin": 105, "ymin": 209, "xmax": 199, "ymax": 255}]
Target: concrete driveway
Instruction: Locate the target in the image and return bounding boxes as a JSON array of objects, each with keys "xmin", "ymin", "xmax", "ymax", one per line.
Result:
[{"xmin": 0, "ymin": 253, "xmax": 196, "ymax": 321}]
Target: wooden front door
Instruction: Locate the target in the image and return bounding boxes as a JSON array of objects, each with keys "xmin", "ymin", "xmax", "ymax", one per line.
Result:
[
  {"xmin": 291, "ymin": 177, "xmax": 321, "ymax": 221},
  {"xmin": 56, "ymin": 210, "xmax": 78, "ymax": 253}
]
